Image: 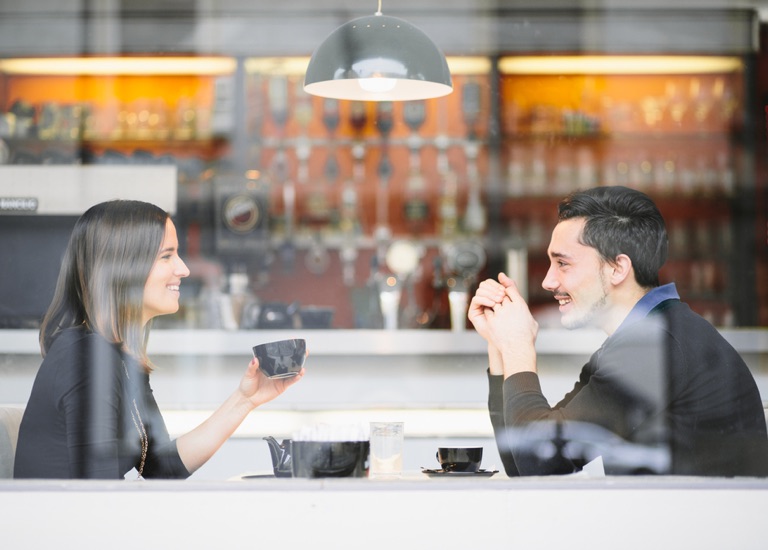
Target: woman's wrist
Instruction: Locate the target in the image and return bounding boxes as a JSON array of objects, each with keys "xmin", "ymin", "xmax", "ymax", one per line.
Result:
[{"xmin": 232, "ymin": 389, "xmax": 259, "ymax": 415}]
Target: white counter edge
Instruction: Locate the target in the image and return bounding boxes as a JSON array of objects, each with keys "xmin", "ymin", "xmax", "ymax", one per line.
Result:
[
  {"xmin": 1, "ymin": 476, "xmax": 766, "ymax": 550},
  {"xmin": 2, "ymin": 328, "xmax": 768, "ymax": 356}
]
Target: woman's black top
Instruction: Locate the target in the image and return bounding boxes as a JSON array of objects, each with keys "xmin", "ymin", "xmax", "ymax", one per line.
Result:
[{"xmin": 14, "ymin": 326, "xmax": 189, "ymax": 479}]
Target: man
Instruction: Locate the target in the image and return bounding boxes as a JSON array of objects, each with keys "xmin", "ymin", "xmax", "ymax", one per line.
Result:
[{"xmin": 469, "ymin": 186, "xmax": 768, "ymax": 477}]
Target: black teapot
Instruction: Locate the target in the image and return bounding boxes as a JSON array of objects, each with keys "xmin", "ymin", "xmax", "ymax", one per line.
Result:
[{"xmin": 263, "ymin": 436, "xmax": 293, "ymax": 478}]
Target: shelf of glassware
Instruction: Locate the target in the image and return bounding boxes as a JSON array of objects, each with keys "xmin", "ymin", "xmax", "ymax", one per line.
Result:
[{"xmin": 3, "ymin": 328, "xmax": 768, "ymax": 357}]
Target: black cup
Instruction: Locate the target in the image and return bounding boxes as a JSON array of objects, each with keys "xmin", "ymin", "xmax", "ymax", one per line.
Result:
[
  {"xmin": 436, "ymin": 447, "xmax": 483, "ymax": 472},
  {"xmin": 252, "ymin": 339, "xmax": 306, "ymax": 379},
  {"xmin": 291, "ymin": 441, "xmax": 370, "ymax": 478}
]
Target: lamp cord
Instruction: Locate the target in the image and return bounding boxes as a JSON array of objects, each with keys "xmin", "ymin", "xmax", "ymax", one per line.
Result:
[{"xmin": 376, "ymin": 0, "xmax": 382, "ymax": 15}]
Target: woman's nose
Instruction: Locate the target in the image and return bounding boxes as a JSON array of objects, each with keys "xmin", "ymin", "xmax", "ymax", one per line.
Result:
[{"xmin": 176, "ymin": 258, "xmax": 191, "ymax": 278}]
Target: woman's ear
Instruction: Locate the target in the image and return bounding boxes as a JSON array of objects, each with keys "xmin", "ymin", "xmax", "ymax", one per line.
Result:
[{"xmin": 609, "ymin": 254, "xmax": 633, "ymax": 286}]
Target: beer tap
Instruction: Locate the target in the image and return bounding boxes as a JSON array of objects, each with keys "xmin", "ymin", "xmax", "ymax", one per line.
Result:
[
  {"xmin": 293, "ymin": 78, "xmax": 313, "ymax": 188},
  {"xmin": 463, "ymin": 140, "xmax": 486, "ymax": 235},
  {"xmin": 268, "ymin": 75, "xmax": 295, "ymax": 272},
  {"xmin": 442, "ymin": 239, "xmax": 486, "ymax": 331},
  {"xmin": 339, "ymin": 141, "xmax": 364, "ymax": 286},
  {"xmin": 337, "ymin": 102, "xmax": 367, "ymax": 287},
  {"xmin": 293, "ymin": 79, "xmax": 329, "ymax": 276},
  {"xmin": 374, "ymin": 101, "xmax": 394, "ymax": 263},
  {"xmin": 461, "ymin": 78, "xmax": 486, "ymax": 236},
  {"xmin": 402, "ymin": 100, "xmax": 430, "ymax": 235},
  {"xmin": 436, "ymin": 134, "xmax": 458, "ymax": 240},
  {"xmin": 322, "ymin": 98, "xmax": 341, "ymax": 185}
]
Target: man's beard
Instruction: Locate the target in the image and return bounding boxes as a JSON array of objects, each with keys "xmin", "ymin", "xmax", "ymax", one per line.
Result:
[{"xmin": 560, "ymin": 272, "xmax": 609, "ymax": 330}]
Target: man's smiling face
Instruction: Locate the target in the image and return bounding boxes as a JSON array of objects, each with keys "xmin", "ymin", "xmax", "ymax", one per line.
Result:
[{"xmin": 541, "ymin": 217, "xmax": 615, "ymax": 330}]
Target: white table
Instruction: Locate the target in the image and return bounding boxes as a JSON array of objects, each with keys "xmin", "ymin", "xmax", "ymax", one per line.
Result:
[{"xmin": 1, "ymin": 474, "xmax": 766, "ymax": 549}]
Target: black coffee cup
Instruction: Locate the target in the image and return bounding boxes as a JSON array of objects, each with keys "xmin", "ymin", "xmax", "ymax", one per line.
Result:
[
  {"xmin": 252, "ymin": 338, "xmax": 306, "ymax": 379},
  {"xmin": 436, "ymin": 447, "xmax": 483, "ymax": 472},
  {"xmin": 291, "ymin": 440, "xmax": 370, "ymax": 478}
]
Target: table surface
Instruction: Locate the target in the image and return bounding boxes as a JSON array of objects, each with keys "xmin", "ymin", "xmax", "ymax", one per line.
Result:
[{"xmin": 2, "ymin": 474, "xmax": 767, "ymax": 550}]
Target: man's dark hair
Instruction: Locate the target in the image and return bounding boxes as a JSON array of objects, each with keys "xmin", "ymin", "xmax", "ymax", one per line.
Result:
[{"xmin": 557, "ymin": 186, "xmax": 668, "ymax": 288}]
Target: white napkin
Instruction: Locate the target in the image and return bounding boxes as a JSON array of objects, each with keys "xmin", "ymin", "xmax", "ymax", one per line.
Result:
[
  {"xmin": 569, "ymin": 456, "xmax": 606, "ymax": 478},
  {"xmin": 293, "ymin": 422, "xmax": 368, "ymax": 441}
]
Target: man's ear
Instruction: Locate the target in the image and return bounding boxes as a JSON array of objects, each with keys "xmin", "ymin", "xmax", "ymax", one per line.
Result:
[{"xmin": 609, "ymin": 254, "xmax": 633, "ymax": 285}]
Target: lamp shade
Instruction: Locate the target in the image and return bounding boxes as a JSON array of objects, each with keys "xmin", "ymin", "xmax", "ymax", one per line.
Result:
[{"xmin": 304, "ymin": 13, "xmax": 453, "ymax": 102}]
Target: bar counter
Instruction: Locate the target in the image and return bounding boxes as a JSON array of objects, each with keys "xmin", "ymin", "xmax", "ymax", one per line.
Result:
[{"xmin": 1, "ymin": 475, "xmax": 766, "ymax": 549}]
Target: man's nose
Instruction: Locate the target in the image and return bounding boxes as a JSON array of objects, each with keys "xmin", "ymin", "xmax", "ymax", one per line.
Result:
[{"xmin": 541, "ymin": 264, "xmax": 557, "ymax": 292}]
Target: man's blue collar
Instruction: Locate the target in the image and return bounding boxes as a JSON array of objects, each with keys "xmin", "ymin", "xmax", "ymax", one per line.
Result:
[{"xmin": 615, "ymin": 282, "xmax": 680, "ymax": 334}]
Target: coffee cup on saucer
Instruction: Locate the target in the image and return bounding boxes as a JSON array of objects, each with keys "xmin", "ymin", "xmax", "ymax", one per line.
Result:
[{"xmin": 436, "ymin": 446, "xmax": 483, "ymax": 473}]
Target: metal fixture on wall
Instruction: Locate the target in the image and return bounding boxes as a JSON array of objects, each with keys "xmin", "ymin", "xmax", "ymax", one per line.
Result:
[{"xmin": 303, "ymin": 0, "xmax": 453, "ymax": 102}]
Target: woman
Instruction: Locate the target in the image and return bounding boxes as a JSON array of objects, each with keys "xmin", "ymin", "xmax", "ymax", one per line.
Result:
[{"xmin": 14, "ymin": 200, "xmax": 304, "ymax": 479}]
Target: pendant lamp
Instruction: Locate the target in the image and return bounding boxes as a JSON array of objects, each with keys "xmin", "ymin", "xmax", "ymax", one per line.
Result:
[{"xmin": 304, "ymin": 1, "xmax": 453, "ymax": 102}]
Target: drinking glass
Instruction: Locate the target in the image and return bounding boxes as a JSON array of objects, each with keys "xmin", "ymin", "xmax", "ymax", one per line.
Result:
[{"xmin": 369, "ymin": 421, "xmax": 404, "ymax": 478}]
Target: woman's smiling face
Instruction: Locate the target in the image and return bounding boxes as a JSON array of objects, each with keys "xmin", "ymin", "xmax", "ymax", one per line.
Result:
[
  {"xmin": 142, "ymin": 218, "xmax": 190, "ymax": 326},
  {"xmin": 541, "ymin": 217, "xmax": 615, "ymax": 331}
]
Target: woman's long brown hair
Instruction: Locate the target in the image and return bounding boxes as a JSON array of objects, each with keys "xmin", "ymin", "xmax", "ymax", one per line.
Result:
[{"xmin": 40, "ymin": 200, "xmax": 169, "ymax": 372}]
